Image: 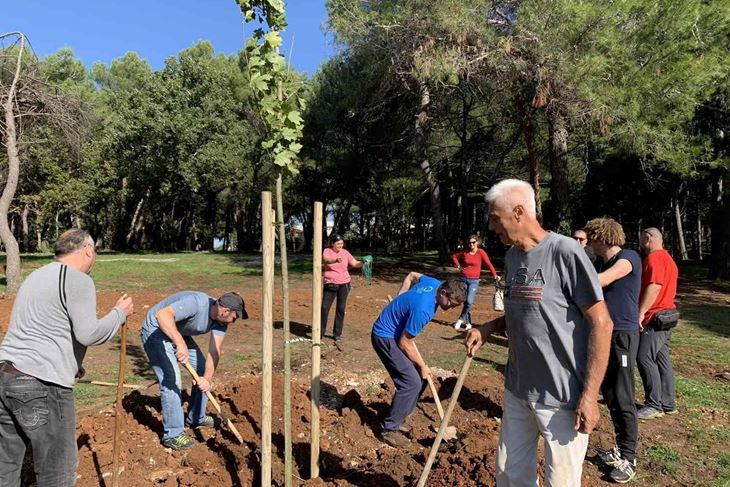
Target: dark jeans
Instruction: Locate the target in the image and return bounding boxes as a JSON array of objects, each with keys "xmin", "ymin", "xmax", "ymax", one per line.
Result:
[
  {"xmin": 371, "ymin": 334, "xmax": 427, "ymax": 432},
  {"xmin": 637, "ymin": 328, "xmax": 676, "ymax": 411},
  {"xmin": 601, "ymin": 331, "xmax": 639, "ymax": 462},
  {"xmin": 0, "ymin": 365, "xmax": 77, "ymax": 487},
  {"xmin": 321, "ymin": 283, "xmax": 350, "ymax": 340}
]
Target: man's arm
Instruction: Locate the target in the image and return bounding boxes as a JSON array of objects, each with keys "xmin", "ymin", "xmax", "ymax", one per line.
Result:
[
  {"xmin": 398, "ymin": 333, "xmax": 429, "ymax": 378},
  {"xmin": 464, "ymin": 316, "xmax": 506, "ymax": 356},
  {"xmin": 397, "ymin": 272, "xmax": 423, "ymax": 295},
  {"xmin": 638, "ymin": 283, "xmax": 662, "ymax": 328},
  {"xmin": 597, "ymin": 258, "xmax": 632, "ymax": 287},
  {"xmin": 68, "ymin": 275, "xmax": 131, "ymax": 346},
  {"xmin": 194, "ymin": 333, "xmax": 224, "ymax": 393},
  {"xmin": 575, "ymin": 300, "xmax": 613, "ymax": 433},
  {"xmin": 155, "ymin": 306, "xmax": 189, "ymax": 363}
]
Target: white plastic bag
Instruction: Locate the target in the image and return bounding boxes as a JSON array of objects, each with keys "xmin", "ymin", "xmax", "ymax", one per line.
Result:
[{"xmin": 493, "ymin": 286, "xmax": 504, "ymax": 311}]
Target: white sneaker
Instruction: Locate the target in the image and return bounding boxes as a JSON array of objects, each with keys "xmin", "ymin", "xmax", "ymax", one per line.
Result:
[
  {"xmin": 454, "ymin": 319, "xmax": 463, "ymax": 330},
  {"xmin": 463, "ymin": 323, "xmax": 472, "ymax": 330}
]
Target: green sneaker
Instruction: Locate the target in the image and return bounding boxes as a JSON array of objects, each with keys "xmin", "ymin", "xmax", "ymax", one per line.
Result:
[
  {"xmin": 162, "ymin": 433, "xmax": 195, "ymax": 450},
  {"xmin": 186, "ymin": 415, "xmax": 221, "ymax": 429}
]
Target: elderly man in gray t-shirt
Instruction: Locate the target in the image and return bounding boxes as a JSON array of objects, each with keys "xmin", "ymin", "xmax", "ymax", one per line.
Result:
[
  {"xmin": 465, "ymin": 179, "xmax": 613, "ymax": 487},
  {"xmin": 0, "ymin": 229, "xmax": 133, "ymax": 487}
]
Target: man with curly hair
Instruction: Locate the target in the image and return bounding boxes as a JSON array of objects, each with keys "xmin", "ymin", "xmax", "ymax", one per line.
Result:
[{"xmin": 584, "ymin": 218, "xmax": 642, "ymax": 483}]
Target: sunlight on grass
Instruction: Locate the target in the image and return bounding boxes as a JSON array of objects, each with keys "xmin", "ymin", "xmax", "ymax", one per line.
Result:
[{"xmin": 646, "ymin": 444, "xmax": 680, "ymax": 476}]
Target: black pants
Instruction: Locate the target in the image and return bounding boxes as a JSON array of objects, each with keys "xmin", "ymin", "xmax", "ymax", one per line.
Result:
[
  {"xmin": 321, "ymin": 282, "xmax": 350, "ymax": 340},
  {"xmin": 601, "ymin": 330, "xmax": 639, "ymax": 462}
]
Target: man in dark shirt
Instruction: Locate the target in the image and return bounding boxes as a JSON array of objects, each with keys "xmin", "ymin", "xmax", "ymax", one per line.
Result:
[{"xmin": 585, "ymin": 218, "xmax": 642, "ymax": 484}]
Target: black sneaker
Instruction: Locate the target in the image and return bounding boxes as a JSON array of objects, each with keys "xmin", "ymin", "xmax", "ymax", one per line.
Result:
[
  {"xmin": 162, "ymin": 433, "xmax": 195, "ymax": 450},
  {"xmin": 609, "ymin": 457, "xmax": 636, "ymax": 483},
  {"xmin": 598, "ymin": 445, "xmax": 623, "ymax": 467},
  {"xmin": 381, "ymin": 430, "xmax": 410, "ymax": 448},
  {"xmin": 186, "ymin": 415, "xmax": 220, "ymax": 429}
]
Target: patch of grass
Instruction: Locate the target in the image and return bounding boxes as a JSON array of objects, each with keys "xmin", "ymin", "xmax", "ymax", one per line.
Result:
[
  {"xmin": 74, "ymin": 382, "xmax": 101, "ymax": 407},
  {"xmin": 228, "ymin": 352, "xmax": 255, "ymax": 364},
  {"xmin": 646, "ymin": 444, "xmax": 680, "ymax": 476},
  {"xmin": 714, "ymin": 451, "xmax": 730, "ymax": 487},
  {"xmin": 675, "ymin": 376, "xmax": 730, "ymax": 411}
]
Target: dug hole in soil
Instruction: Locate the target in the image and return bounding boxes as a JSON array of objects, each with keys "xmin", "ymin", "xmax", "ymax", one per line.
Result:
[{"xmin": 67, "ymin": 371, "xmax": 512, "ymax": 487}]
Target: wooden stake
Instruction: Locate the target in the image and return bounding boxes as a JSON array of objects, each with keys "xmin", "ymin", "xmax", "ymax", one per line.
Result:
[
  {"xmin": 182, "ymin": 362, "xmax": 243, "ymax": 444},
  {"xmin": 111, "ymin": 321, "xmax": 127, "ymax": 487},
  {"xmin": 261, "ymin": 191, "xmax": 274, "ymax": 487},
  {"xmin": 417, "ymin": 355, "xmax": 473, "ymax": 487},
  {"xmin": 275, "ymin": 176, "xmax": 293, "ymax": 487},
  {"xmin": 310, "ymin": 201, "xmax": 323, "ymax": 479}
]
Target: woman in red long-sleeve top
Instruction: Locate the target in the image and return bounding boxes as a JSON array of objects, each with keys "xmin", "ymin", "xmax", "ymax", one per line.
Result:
[{"xmin": 451, "ymin": 234, "xmax": 499, "ymax": 330}]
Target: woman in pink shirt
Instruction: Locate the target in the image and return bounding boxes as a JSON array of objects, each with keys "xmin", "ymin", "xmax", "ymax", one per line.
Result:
[
  {"xmin": 450, "ymin": 234, "xmax": 499, "ymax": 330},
  {"xmin": 321, "ymin": 234, "xmax": 363, "ymax": 343}
]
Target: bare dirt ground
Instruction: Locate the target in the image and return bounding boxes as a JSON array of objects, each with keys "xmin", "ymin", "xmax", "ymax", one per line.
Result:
[{"xmin": 1, "ymin": 265, "xmax": 728, "ymax": 486}]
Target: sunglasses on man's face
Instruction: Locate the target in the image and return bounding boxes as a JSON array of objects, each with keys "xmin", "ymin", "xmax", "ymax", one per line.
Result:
[{"xmin": 573, "ymin": 236, "xmax": 587, "ymax": 242}]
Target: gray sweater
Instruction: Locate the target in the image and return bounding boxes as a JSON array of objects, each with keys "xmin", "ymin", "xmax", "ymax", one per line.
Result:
[{"xmin": 0, "ymin": 262, "xmax": 126, "ymax": 388}]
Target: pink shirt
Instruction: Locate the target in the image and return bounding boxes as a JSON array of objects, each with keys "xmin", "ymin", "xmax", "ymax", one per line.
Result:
[{"xmin": 323, "ymin": 248, "xmax": 356, "ymax": 284}]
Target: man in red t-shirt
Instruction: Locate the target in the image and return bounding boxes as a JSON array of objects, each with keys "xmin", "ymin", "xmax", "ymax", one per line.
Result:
[{"xmin": 636, "ymin": 228, "xmax": 679, "ymax": 420}]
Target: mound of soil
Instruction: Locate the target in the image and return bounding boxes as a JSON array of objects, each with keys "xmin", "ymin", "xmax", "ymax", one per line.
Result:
[{"xmin": 73, "ymin": 372, "xmax": 510, "ymax": 486}]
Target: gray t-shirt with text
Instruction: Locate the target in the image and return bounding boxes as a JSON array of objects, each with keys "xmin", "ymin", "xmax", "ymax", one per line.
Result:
[
  {"xmin": 142, "ymin": 291, "xmax": 227, "ymax": 340},
  {"xmin": 503, "ymin": 232, "xmax": 603, "ymax": 409}
]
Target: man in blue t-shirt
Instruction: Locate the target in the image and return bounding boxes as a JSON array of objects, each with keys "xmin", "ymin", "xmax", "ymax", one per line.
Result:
[
  {"xmin": 585, "ymin": 218, "xmax": 642, "ymax": 484},
  {"xmin": 371, "ymin": 273, "xmax": 467, "ymax": 448},
  {"xmin": 141, "ymin": 291, "xmax": 248, "ymax": 450}
]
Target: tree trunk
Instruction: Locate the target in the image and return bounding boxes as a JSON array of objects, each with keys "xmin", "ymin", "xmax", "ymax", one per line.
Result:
[
  {"xmin": 709, "ymin": 169, "xmax": 730, "ymax": 279},
  {"xmin": 546, "ymin": 109, "xmax": 571, "ymax": 234},
  {"xmin": 126, "ymin": 195, "xmax": 146, "ymax": 247},
  {"xmin": 697, "ymin": 204, "xmax": 703, "ymax": 261},
  {"xmin": 415, "ymin": 80, "xmax": 448, "ymax": 262},
  {"xmin": 673, "ymin": 198, "xmax": 688, "ymax": 261},
  {"xmin": 21, "ymin": 205, "xmax": 29, "ymax": 252},
  {"xmin": 515, "ymin": 94, "xmax": 542, "ymax": 219},
  {"xmin": 0, "ymin": 33, "xmax": 26, "ymax": 294}
]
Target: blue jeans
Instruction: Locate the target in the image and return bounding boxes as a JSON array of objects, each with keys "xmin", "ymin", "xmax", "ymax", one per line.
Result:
[
  {"xmin": 0, "ymin": 367, "xmax": 77, "ymax": 487},
  {"xmin": 459, "ymin": 278, "xmax": 480, "ymax": 324},
  {"xmin": 142, "ymin": 329, "xmax": 208, "ymax": 441}
]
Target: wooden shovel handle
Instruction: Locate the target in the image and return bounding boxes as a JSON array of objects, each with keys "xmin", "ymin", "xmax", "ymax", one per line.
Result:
[
  {"xmin": 426, "ymin": 375, "xmax": 445, "ymax": 420},
  {"xmin": 111, "ymin": 322, "xmax": 127, "ymax": 487},
  {"xmin": 417, "ymin": 355, "xmax": 473, "ymax": 487},
  {"xmin": 182, "ymin": 361, "xmax": 244, "ymax": 444}
]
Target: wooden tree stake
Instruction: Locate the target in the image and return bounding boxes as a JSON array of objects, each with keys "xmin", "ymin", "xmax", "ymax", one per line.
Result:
[
  {"xmin": 261, "ymin": 191, "xmax": 274, "ymax": 486},
  {"xmin": 111, "ymin": 321, "xmax": 127, "ymax": 487},
  {"xmin": 310, "ymin": 201, "xmax": 323, "ymax": 479}
]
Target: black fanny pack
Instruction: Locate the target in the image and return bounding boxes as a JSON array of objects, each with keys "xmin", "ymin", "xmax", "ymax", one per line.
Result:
[{"xmin": 652, "ymin": 309, "xmax": 680, "ymax": 331}]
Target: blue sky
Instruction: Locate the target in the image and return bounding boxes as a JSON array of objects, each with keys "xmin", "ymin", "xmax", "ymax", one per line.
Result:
[{"xmin": 2, "ymin": 0, "xmax": 337, "ymax": 76}]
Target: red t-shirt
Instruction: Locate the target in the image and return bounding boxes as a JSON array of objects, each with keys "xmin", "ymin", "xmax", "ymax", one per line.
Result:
[
  {"xmin": 451, "ymin": 248, "xmax": 498, "ymax": 279},
  {"xmin": 640, "ymin": 249, "xmax": 678, "ymax": 325}
]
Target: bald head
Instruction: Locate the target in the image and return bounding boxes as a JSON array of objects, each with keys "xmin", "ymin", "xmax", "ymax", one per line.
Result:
[
  {"xmin": 485, "ymin": 179, "xmax": 537, "ymax": 218},
  {"xmin": 640, "ymin": 227, "xmax": 664, "ymax": 253}
]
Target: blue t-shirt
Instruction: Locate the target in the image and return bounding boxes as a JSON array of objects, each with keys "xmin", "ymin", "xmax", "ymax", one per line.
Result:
[
  {"xmin": 142, "ymin": 291, "xmax": 228, "ymax": 339},
  {"xmin": 372, "ymin": 276, "xmax": 441, "ymax": 339},
  {"xmin": 597, "ymin": 249, "xmax": 641, "ymax": 332}
]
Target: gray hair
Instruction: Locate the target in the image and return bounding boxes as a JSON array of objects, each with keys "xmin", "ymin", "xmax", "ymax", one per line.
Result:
[
  {"xmin": 55, "ymin": 229, "xmax": 93, "ymax": 258},
  {"xmin": 485, "ymin": 179, "xmax": 537, "ymax": 218}
]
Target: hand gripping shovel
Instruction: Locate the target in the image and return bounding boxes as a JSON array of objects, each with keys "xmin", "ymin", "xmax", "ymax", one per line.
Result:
[
  {"xmin": 417, "ymin": 355, "xmax": 473, "ymax": 487},
  {"xmin": 182, "ymin": 362, "xmax": 244, "ymax": 444},
  {"xmin": 425, "ymin": 375, "xmax": 457, "ymax": 441}
]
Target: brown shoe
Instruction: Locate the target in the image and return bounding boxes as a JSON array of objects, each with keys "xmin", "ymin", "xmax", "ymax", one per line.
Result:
[
  {"xmin": 381, "ymin": 430, "xmax": 410, "ymax": 448},
  {"xmin": 398, "ymin": 424, "xmax": 412, "ymax": 435}
]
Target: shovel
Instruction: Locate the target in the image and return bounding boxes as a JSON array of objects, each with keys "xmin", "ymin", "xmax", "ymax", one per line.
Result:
[
  {"xmin": 182, "ymin": 361, "xmax": 244, "ymax": 444},
  {"xmin": 418, "ymin": 355, "xmax": 473, "ymax": 487},
  {"xmin": 426, "ymin": 375, "xmax": 458, "ymax": 441}
]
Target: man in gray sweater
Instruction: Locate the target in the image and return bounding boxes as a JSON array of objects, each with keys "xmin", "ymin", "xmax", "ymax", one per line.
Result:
[{"xmin": 0, "ymin": 229, "xmax": 133, "ymax": 487}]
